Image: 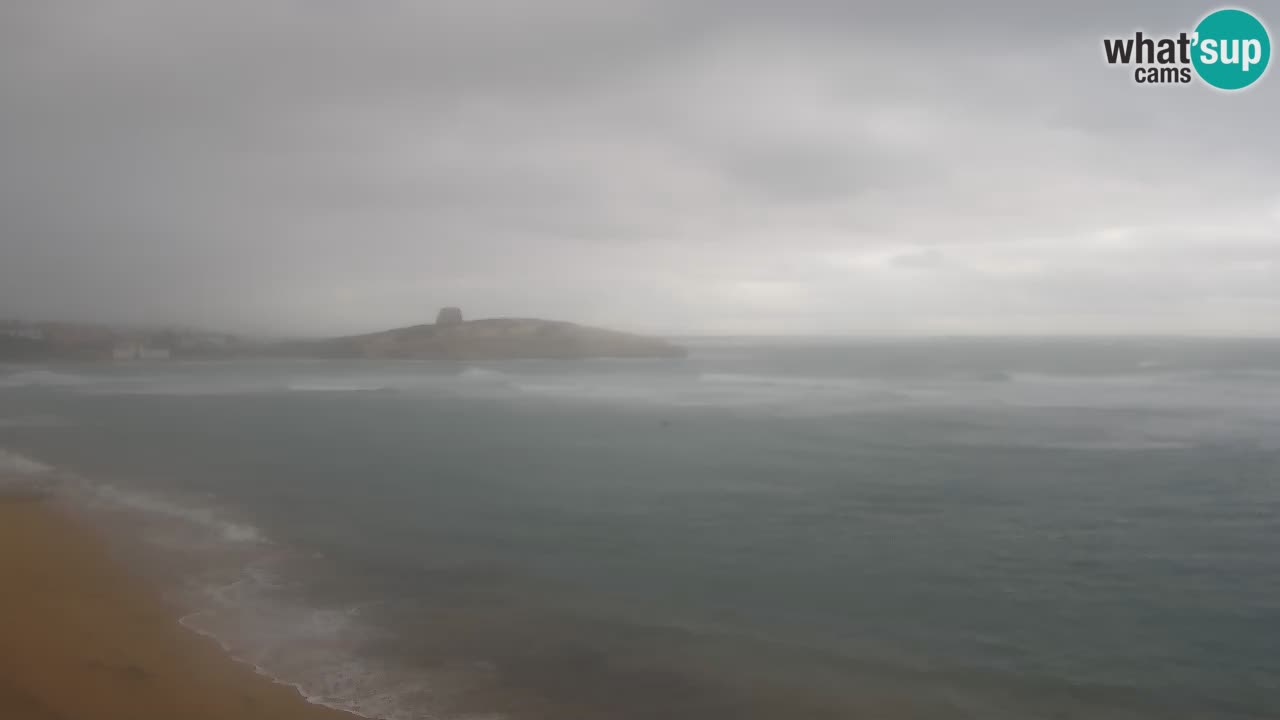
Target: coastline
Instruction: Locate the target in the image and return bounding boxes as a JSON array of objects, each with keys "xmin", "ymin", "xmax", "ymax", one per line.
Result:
[{"xmin": 0, "ymin": 490, "xmax": 357, "ymax": 720}]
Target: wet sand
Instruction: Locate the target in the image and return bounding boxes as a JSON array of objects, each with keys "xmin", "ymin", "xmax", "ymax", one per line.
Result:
[{"xmin": 0, "ymin": 492, "xmax": 355, "ymax": 720}]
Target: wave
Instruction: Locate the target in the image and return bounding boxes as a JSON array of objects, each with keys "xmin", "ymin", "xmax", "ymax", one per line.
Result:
[
  {"xmin": 282, "ymin": 367, "xmax": 513, "ymax": 395},
  {"xmin": 61, "ymin": 474, "xmax": 480, "ymax": 719},
  {"xmin": 699, "ymin": 372, "xmax": 830, "ymax": 388},
  {"xmin": 0, "ymin": 414, "xmax": 69, "ymax": 428},
  {"xmin": 36, "ymin": 463, "xmax": 433, "ymax": 719},
  {"xmin": 85, "ymin": 484, "xmax": 265, "ymax": 544},
  {"xmin": 696, "ymin": 372, "xmax": 905, "ymax": 402},
  {"xmin": 286, "ymin": 382, "xmax": 390, "ymax": 393},
  {"xmin": 178, "ymin": 589, "xmax": 433, "ymax": 720},
  {"xmin": 0, "ymin": 447, "xmax": 54, "ymax": 475},
  {"xmin": 169, "ymin": 553, "xmax": 447, "ymax": 720},
  {"xmin": 696, "ymin": 371, "xmax": 899, "ymax": 392},
  {"xmin": 700, "ymin": 371, "xmax": 1003, "ymax": 391},
  {"xmin": 88, "ymin": 378, "xmax": 388, "ymax": 397},
  {"xmin": 0, "ymin": 369, "xmax": 93, "ymax": 388},
  {"xmin": 457, "ymin": 367, "xmax": 514, "ymax": 385}
]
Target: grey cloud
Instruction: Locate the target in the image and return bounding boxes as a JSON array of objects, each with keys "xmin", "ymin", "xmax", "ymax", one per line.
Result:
[{"xmin": 1, "ymin": 0, "xmax": 1277, "ymax": 336}]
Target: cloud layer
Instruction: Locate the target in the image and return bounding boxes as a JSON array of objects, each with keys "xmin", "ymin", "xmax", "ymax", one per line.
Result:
[{"xmin": 2, "ymin": 1, "xmax": 1277, "ymax": 335}]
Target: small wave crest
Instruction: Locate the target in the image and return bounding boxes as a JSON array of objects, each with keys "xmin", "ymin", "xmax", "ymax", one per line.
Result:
[
  {"xmin": 0, "ymin": 369, "xmax": 92, "ymax": 388},
  {"xmin": 457, "ymin": 367, "xmax": 513, "ymax": 385},
  {"xmin": 86, "ymin": 484, "xmax": 265, "ymax": 544},
  {"xmin": 57, "ymin": 477, "xmax": 438, "ymax": 717},
  {"xmin": 0, "ymin": 414, "xmax": 69, "ymax": 428},
  {"xmin": 700, "ymin": 372, "xmax": 798, "ymax": 387},
  {"xmin": 698, "ymin": 372, "xmax": 862, "ymax": 390},
  {"xmin": 286, "ymin": 382, "xmax": 390, "ymax": 393},
  {"xmin": 0, "ymin": 447, "xmax": 54, "ymax": 476},
  {"xmin": 178, "ymin": 562, "xmax": 443, "ymax": 720}
]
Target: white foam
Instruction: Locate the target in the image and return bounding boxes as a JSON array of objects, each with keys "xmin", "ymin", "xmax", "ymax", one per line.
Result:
[
  {"xmin": 178, "ymin": 571, "xmax": 444, "ymax": 720},
  {"xmin": 515, "ymin": 380, "xmax": 665, "ymax": 403},
  {"xmin": 88, "ymin": 484, "xmax": 265, "ymax": 544},
  {"xmin": 83, "ymin": 378, "xmax": 272, "ymax": 396},
  {"xmin": 0, "ymin": 369, "xmax": 91, "ymax": 388},
  {"xmin": 0, "ymin": 414, "xmax": 68, "ymax": 428},
  {"xmin": 457, "ymin": 367, "xmax": 513, "ymax": 385},
  {"xmin": 287, "ymin": 382, "xmax": 389, "ymax": 393},
  {"xmin": 699, "ymin": 372, "xmax": 793, "ymax": 387},
  {"xmin": 698, "ymin": 372, "xmax": 876, "ymax": 392},
  {"xmin": 0, "ymin": 447, "xmax": 53, "ymax": 475},
  {"xmin": 62, "ymin": 486, "xmax": 431, "ymax": 712},
  {"xmin": 221, "ymin": 522, "xmax": 266, "ymax": 543}
]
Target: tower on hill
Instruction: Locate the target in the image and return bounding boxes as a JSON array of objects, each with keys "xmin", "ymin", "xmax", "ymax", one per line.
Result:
[{"xmin": 436, "ymin": 307, "xmax": 463, "ymax": 326}]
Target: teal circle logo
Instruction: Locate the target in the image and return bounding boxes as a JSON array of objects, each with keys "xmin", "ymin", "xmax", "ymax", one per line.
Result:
[{"xmin": 1192, "ymin": 8, "xmax": 1271, "ymax": 90}]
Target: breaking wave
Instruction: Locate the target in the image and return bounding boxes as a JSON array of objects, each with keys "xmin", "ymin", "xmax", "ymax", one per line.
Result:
[
  {"xmin": 0, "ymin": 414, "xmax": 69, "ymax": 428},
  {"xmin": 84, "ymin": 483, "xmax": 265, "ymax": 545},
  {"xmin": 456, "ymin": 367, "xmax": 514, "ymax": 385},
  {"xmin": 0, "ymin": 450, "xmax": 433, "ymax": 719},
  {"xmin": 0, "ymin": 447, "xmax": 54, "ymax": 475},
  {"xmin": 286, "ymin": 382, "xmax": 390, "ymax": 393},
  {"xmin": 178, "ymin": 576, "xmax": 438, "ymax": 720},
  {"xmin": 0, "ymin": 369, "xmax": 93, "ymax": 388},
  {"xmin": 698, "ymin": 372, "xmax": 861, "ymax": 390}
]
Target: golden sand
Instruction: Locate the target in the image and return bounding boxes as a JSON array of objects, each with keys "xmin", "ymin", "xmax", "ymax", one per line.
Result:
[{"xmin": 0, "ymin": 494, "xmax": 355, "ymax": 720}]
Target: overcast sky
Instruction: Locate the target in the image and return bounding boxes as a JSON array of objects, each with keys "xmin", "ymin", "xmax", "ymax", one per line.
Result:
[{"xmin": 1, "ymin": 1, "xmax": 1276, "ymax": 336}]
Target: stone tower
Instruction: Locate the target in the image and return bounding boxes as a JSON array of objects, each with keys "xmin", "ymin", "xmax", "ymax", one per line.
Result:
[{"xmin": 436, "ymin": 306, "xmax": 463, "ymax": 325}]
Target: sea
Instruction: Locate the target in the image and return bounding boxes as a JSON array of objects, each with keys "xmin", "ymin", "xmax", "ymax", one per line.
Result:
[{"xmin": 1, "ymin": 337, "xmax": 1278, "ymax": 719}]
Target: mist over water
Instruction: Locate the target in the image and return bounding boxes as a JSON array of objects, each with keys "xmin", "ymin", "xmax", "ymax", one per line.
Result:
[{"xmin": 3, "ymin": 338, "xmax": 1279, "ymax": 719}]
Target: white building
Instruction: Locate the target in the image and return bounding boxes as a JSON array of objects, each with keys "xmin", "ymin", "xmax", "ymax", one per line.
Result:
[
  {"xmin": 112, "ymin": 341, "xmax": 171, "ymax": 361},
  {"xmin": 0, "ymin": 324, "xmax": 44, "ymax": 340}
]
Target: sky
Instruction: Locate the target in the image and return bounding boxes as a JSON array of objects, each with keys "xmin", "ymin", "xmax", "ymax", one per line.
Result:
[{"xmin": 1, "ymin": 1, "xmax": 1277, "ymax": 337}]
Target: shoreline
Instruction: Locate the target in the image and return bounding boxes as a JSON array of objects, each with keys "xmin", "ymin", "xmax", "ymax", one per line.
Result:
[{"xmin": 0, "ymin": 491, "xmax": 358, "ymax": 720}]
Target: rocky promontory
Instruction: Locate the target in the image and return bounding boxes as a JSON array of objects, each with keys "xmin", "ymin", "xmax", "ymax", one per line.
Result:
[{"xmin": 268, "ymin": 310, "xmax": 685, "ymax": 360}]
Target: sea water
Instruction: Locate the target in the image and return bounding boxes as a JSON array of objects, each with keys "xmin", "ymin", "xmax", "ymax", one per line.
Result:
[{"xmin": 2, "ymin": 338, "xmax": 1278, "ymax": 719}]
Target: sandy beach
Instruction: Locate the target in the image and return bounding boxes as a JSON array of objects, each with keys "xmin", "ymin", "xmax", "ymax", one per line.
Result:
[{"xmin": 0, "ymin": 492, "xmax": 354, "ymax": 720}]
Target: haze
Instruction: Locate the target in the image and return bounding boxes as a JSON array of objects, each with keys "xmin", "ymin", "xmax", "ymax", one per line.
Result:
[{"xmin": 1, "ymin": 1, "xmax": 1277, "ymax": 337}]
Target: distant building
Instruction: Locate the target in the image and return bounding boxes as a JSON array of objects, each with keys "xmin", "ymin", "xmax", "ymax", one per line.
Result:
[
  {"xmin": 111, "ymin": 342, "xmax": 138, "ymax": 361},
  {"xmin": 436, "ymin": 306, "xmax": 463, "ymax": 325},
  {"xmin": 176, "ymin": 333, "xmax": 229, "ymax": 350},
  {"xmin": 112, "ymin": 340, "xmax": 171, "ymax": 361},
  {"xmin": 0, "ymin": 322, "xmax": 44, "ymax": 341},
  {"xmin": 44, "ymin": 324, "xmax": 111, "ymax": 346},
  {"xmin": 140, "ymin": 346, "xmax": 171, "ymax": 360}
]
